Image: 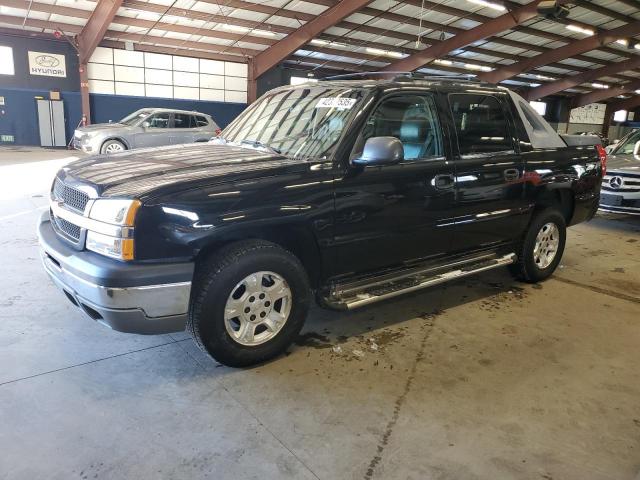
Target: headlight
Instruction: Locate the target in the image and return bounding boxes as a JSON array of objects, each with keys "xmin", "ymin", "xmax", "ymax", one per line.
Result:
[
  {"xmin": 86, "ymin": 199, "xmax": 140, "ymax": 260},
  {"xmin": 89, "ymin": 199, "xmax": 140, "ymax": 225}
]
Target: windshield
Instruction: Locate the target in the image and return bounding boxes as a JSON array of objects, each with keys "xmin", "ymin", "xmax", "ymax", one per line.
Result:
[
  {"xmin": 120, "ymin": 109, "xmax": 153, "ymax": 126},
  {"xmin": 612, "ymin": 129, "xmax": 640, "ymax": 155},
  {"xmin": 221, "ymin": 86, "xmax": 365, "ymax": 160}
]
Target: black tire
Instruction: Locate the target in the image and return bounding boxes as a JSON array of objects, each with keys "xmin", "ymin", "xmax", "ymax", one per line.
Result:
[
  {"xmin": 100, "ymin": 139, "xmax": 126, "ymax": 154},
  {"xmin": 188, "ymin": 240, "xmax": 310, "ymax": 367},
  {"xmin": 510, "ymin": 208, "xmax": 566, "ymax": 283}
]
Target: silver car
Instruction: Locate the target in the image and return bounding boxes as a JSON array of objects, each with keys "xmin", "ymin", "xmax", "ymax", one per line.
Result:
[
  {"xmin": 73, "ymin": 108, "xmax": 220, "ymax": 154},
  {"xmin": 600, "ymin": 129, "xmax": 640, "ymax": 215}
]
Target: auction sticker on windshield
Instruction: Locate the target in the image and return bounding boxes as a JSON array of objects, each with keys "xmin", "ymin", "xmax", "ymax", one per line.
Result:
[{"xmin": 315, "ymin": 98, "xmax": 357, "ymax": 110}]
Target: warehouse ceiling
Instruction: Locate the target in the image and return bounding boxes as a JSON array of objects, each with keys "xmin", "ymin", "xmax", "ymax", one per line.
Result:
[{"xmin": 0, "ymin": 0, "xmax": 639, "ymax": 104}]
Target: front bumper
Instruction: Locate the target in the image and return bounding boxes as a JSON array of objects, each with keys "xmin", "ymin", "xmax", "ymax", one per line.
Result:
[
  {"xmin": 599, "ymin": 191, "xmax": 640, "ymax": 216},
  {"xmin": 38, "ymin": 212, "xmax": 194, "ymax": 334}
]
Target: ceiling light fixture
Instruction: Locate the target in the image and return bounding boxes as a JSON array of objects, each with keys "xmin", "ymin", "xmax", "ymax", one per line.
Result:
[
  {"xmin": 365, "ymin": 47, "xmax": 406, "ymax": 58},
  {"xmin": 565, "ymin": 24, "xmax": 594, "ymax": 36},
  {"xmin": 434, "ymin": 59, "xmax": 453, "ymax": 66},
  {"xmin": 591, "ymin": 82, "xmax": 609, "ymax": 89},
  {"xmin": 466, "ymin": 0, "xmax": 506, "ymax": 11},
  {"xmin": 616, "ymin": 38, "xmax": 629, "ymax": 46},
  {"xmin": 310, "ymin": 39, "xmax": 328, "ymax": 46},
  {"xmin": 465, "ymin": 63, "xmax": 492, "ymax": 72},
  {"xmin": 223, "ymin": 24, "xmax": 274, "ymax": 36}
]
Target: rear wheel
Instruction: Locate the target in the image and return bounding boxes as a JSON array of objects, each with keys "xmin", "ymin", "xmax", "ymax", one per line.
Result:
[
  {"xmin": 188, "ymin": 240, "xmax": 310, "ymax": 367},
  {"xmin": 101, "ymin": 139, "xmax": 126, "ymax": 154},
  {"xmin": 510, "ymin": 208, "xmax": 566, "ymax": 283}
]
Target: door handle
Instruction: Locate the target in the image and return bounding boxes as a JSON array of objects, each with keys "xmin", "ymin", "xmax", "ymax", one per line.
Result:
[
  {"xmin": 433, "ymin": 174, "xmax": 455, "ymax": 190},
  {"xmin": 504, "ymin": 168, "xmax": 520, "ymax": 181}
]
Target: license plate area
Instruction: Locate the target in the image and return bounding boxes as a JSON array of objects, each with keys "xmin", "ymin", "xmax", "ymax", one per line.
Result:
[{"xmin": 601, "ymin": 193, "xmax": 622, "ymax": 206}]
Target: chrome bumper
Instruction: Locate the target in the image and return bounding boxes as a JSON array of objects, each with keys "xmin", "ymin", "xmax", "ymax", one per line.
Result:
[{"xmin": 38, "ymin": 212, "xmax": 193, "ymax": 334}]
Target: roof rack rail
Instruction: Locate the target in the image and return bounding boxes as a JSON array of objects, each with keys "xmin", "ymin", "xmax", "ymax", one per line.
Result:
[{"xmin": 322, "ymin": 71, "xmax": 487, "ymax": 83}]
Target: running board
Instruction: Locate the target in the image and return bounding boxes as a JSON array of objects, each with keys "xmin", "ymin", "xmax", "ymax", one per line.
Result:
[{"xmin": 322, "ymin": 253, "xmax": 517, "ymax": 310}]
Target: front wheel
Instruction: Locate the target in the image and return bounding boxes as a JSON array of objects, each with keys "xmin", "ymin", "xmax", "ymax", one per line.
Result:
[
  {"xmin": 188, "ymin": 240, "xmax": 310, "ymax": 367},
  {"xmin": 510, "ymin": 208, "xmax": 566, "ymax": 283},
  {"xmin": 101, "ymin": 139, "xmax": 126, "ymax": 154}
]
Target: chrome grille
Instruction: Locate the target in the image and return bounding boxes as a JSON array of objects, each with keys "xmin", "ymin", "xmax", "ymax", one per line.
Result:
[
  {"xmin": 51, "ymin": 212, "xmax": 81, "ymax": 242},
  {"xmin": 53, "ymin": 178, "xmax": 89, "ymax": 212}
]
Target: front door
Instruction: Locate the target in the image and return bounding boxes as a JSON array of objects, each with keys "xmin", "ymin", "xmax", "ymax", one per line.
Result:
[
  {"xmin": 134, "ymin": 112, "xmax": 171, "ymax": 148},
  {"xmin": 331, "ymin": 92, "xmax": 457, "ymax": 278},
  {"xmin": 446, "ymin": 92, "xmax": 529, "ymax": 253}
]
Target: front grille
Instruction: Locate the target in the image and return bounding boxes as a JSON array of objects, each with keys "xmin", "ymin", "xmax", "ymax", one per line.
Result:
[
  {"xmin": 51, "ymin": 212, "xmax": 81, "ymax": 242},
  {"xmin": 53, "ymin": 178, "xmax": 89, "ymax": 212}
]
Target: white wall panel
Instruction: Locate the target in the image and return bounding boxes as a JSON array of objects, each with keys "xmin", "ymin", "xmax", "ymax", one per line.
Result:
[
  {"xmin": 173, "ymin": 55, "xmax": 199, "ymax": 72},
  {"xmin": 113, "ymin": 49, "xmax": 144, "ymax": 67},
  {"xmin": 90, "ymin": 47, "xmax": 113, "ymax": 64},
  {"xmin": 225, "ymin": 90, "xmax": 247, "ymax": 103},
  {"xmin": 114, "ymin": 65, "xmax": 145, "ymax": 83},
  {"xmin": 115, "ymin": 82, "xmax": 145, "ymax": 96},
  {"xmin": 146, "ymin": 84, "xmax": 174, "ymax": 98},
  {"xmin": 88, "ymin": 79, "xmax": 115, "ymax": 95},
  {"xmin": 225, "ymin": 62, "xmax": 248, "ymax": 77},
  {"xmin": 144, "ymin": 52, "xmax": 172, "ymax": 70},
  {"xmin": 200, "ymin": 89, "xmax": 225, "ymax": 101},
  {"xmin": 145, "ymin": 68, "xmax": 173, "ymax": 85},
  {"xmin": 88, "ymin": 62, "xmax": 114, "ymax": 81},
  {"xmin": 174, "ymin": 86, "xmax": 199, "ymax": 100},
  {"xmin": 200, "ymin": 59, "xmax": 224, "ymax": 75},
  {"xmin": 199, "ymin": 74, "xmax": 224, "ymax": 89},
  {"xmin": 225, "ymin": 76, "xmax": 247, "ymax": 91},
  {"xmin": 173, "ymin": 71, "xmax": 199, "ymax": 87}
]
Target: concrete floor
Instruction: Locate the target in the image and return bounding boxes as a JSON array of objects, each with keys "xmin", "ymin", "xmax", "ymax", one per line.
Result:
[{"xmin": 1, "ymin": 147, "xmax": 639, "ymax": 480}]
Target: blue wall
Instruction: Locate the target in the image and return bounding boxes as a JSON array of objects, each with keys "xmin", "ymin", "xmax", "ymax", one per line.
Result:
[
  {"xmin": 0, "ymin": 88, "xmax": 246, "ymax": 146},
  {"xmin": 89, "ymin": 94, "xmax": 246, "ymax": 130},
  {"xmin": 0, "ymin": 88, "xmax": 82, "ymax": 146}
]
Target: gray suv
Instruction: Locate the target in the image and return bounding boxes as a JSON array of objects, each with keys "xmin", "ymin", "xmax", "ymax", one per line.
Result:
[{"xmin": 73, "ymin": 108, "xmax": 220, "ymax": 154}]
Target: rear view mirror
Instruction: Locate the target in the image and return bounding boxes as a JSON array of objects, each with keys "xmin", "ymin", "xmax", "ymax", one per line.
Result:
[{"xmin": 353, "ymin": 136, "xmax": 404, "ymax": 166}]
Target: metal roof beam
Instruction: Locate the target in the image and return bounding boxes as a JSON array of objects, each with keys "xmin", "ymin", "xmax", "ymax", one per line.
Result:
[
  {"xmin": 77, "ymin": 0, "xmax": 123, "ymax": 63},
  {"xmin": 251, "ymin": 0, "xmax": 372, "ymax": 78},
  {"xmin": 480, "ymin": 22, "xmax": 640, "ymax": 84},
  {"xmin": 526, "ymin": 56, "xmax": 640, "ymax": 100},
  {"xmin": 571, "ymin": 80, "xmax": 640, "ymax": 108}
]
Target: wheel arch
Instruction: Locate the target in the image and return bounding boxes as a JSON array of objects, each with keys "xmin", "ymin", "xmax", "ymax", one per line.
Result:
[
  {"xmin": 534, "ymin": 187, "xmax": 574, "ymax": 224},
  {"xmin": 194, "ymin": 225, "xmax": 323, "ymax": 288},
  {"xmin": 101, "ymin": 137, "xmax": 130, "ymax": 151}
]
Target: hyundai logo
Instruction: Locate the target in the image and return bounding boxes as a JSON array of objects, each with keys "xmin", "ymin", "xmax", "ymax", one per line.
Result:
[
  {"xmin": 609, "ymin": 176, "xmax": 623, "ymax": 189},
  {"xmin": 35, "ymin": 55, "xmax": 60, "ymax": 68}
]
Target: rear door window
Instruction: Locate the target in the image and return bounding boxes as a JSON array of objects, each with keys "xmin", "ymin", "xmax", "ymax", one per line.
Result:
[
  {"xmin": 195, "ymin": 115, "xmax": 209, "ymax": 127},
  {"xmin": 173, "ymin": 113, "xmax": 193, "ymax": 129},
  {"xmin": 448, "ymin": 94, "xmax": 513, "ymax": 156}
]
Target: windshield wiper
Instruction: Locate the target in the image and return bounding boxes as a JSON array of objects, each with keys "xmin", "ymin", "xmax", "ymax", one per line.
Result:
[{"xmin": 239, "ymin": 139, "xmax": 281, "ymax": 154}]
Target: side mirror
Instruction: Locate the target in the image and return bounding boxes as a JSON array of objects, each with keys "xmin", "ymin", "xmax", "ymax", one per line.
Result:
[
  {"xmin": 141, "ymin": 121, "xmax": 151, "ymax": 129},
  {"xmin": 634, "ymin": 140, "xmax": 640, "ymax": 156},
  {"xmin": 353, "ymin": 136, "xmax": 404, "ymax": 166},
  {"xmin": 605, "ymin": 145, "xmax": 615, "ymax": 154}
]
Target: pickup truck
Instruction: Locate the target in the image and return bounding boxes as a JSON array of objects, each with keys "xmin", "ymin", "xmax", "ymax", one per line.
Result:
[{"xmin": 38, "ymin": 77, "xmax": 605, "ymax": 367}]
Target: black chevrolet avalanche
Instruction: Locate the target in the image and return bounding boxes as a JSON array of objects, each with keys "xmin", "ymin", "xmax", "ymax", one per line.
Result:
[{"xmin": 39, "ymin": 77, "xmax": 605, "ymax": 367}]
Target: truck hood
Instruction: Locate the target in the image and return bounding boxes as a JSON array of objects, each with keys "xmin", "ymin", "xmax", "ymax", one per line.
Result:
[
  {"xmin": 607, "ymin": 153, "xmax": 640, "ymax": 173},
  {"xmin": 57, "ymin": 143, "xmax": 307, "ymax": 199}
]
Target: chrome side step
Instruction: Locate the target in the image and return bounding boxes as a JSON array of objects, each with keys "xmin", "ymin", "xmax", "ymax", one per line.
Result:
[{"xmin": 322, "ymin": 253, "xmax": 517, "ymax": 310}]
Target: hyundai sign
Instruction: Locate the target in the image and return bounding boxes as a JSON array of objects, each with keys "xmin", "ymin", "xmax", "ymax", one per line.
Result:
[{"xmin": 28, "ymin": 51, "xmax": 66, "ymax": 78}]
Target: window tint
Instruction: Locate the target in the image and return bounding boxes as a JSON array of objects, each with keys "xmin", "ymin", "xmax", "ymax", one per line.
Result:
[
  {"xmin": 195, "ymin": 115, "xmax": 209, "ymax": 127},
  {"xmin": 359, "ymin": 94, "xmax": 443, "ymax": 161},
  {"xmin": 449, "ymin": 94, "xmax": 512, "ymax": 155},
  {"xmin": 173, "ymin": 113, "xmax": 193, "ymax": 129},
  {"xmin": 147, "ymin": 113, "xmax": 170, "ymax": 128},
  {"xmin": 615, "ymin": 129, "xmax": 640, "ymax": 154}
]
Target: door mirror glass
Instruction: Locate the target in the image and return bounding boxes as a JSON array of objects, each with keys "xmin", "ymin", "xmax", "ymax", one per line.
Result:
[
  {"xmin": 353, "ymin": 137, "xmax": 404, "ymax": 166},
  {"xmin": 605, "ymin": 144, "xmax": 615, "ymax": 154},
  {"xmin": 634, "ymin": 140, "xmax": 640, "ymax": 156},
  {"xmin": 141, "ymin": 121, "xmax": 151, "ymax": 128}
]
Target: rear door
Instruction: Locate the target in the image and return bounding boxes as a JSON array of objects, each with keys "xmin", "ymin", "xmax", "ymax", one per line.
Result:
[
  {"xmin": 447, "ymin": 91, "xmax": 528, "ymax": 252},
  {"xmin": 170, "ymin": 113, "xmax": 197, "ymax": 144}
]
